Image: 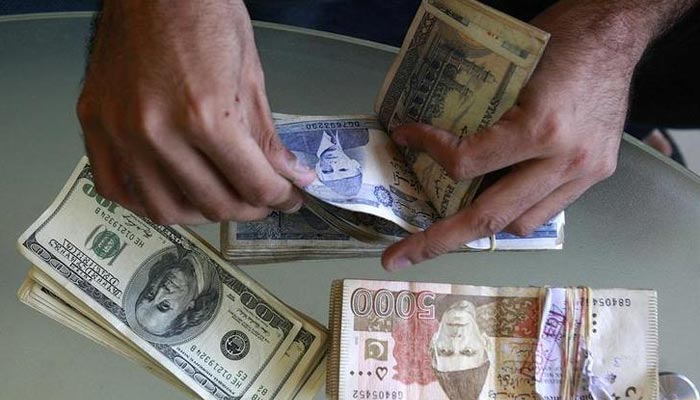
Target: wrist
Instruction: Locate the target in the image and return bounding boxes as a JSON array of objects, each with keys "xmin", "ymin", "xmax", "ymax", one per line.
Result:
[{"xmin": 531, "ymin": 1, "xmax": 660, "ymax": 76}]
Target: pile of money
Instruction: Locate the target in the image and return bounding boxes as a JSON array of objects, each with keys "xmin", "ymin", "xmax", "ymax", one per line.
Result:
[
  {"xmin": 221, "ymin": 0, "xmax": 564, "ymax": 264},
  {"xmin": 14, "ymin": 157, "xmax": 659, "ymax": 400},
  {"xmin": 16, "ymin": 158, "xmax": 327, "ymax": 400},
  {"xmin": 221, "ymin": 208, "xmax": 564, "ymax": 264},
  {"xmin": 327, "ymin": 279, "xmax": 659, "ymax": 400}
]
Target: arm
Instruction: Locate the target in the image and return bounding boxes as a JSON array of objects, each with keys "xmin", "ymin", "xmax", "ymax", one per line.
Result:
[
  {"xmin": 77, "ymin": 0, "xmax": 316, "ymax": 225},
  {"xmin": 382, "ymin": 0, "xmax": 698, "ymax": 270}
]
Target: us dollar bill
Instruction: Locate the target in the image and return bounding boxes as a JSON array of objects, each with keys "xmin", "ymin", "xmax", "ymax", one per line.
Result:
[
  {"xmin": 375, "ymin": 0, "xmax": 549, "ymax": 217},
  {"xmin": 327, "ymin": 279, "xmax": 658, "ymax": 400},
  {"xmin": 17, "ymin": 158, "xmax": 327, "ymax": 400},
  {"xmin": 17, "ymin": 267, "xmax": 328, "ymax": 400}
]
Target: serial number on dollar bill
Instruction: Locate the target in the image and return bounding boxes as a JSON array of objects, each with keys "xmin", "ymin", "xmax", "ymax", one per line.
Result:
[
  {"xmin": 592, "ymin": 297, "xmax": 632, "ymax": 307},
  {"xmin": 189, "ymin": 344, "xmax": 239, "ymax": 386},
  {"xmin": 352, "ymin": 389, "xmax": 405, "ymax": 400},
  {"xmin": 304, "ymin": 120, "xmax": 362, "ymax": 130}
]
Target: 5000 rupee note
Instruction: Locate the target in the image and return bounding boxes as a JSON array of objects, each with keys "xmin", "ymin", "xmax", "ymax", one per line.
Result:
[{"xmin": 327, "ymin": 280, "xmax": 658, "ymax": 400}]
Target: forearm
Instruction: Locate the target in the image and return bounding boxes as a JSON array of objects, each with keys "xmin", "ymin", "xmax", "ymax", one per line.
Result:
[{"xmin": 532, "ymin": 0, "xmax": 698, "ymax": 73}]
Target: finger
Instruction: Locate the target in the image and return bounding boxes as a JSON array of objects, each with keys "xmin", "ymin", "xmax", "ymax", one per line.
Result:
[
  {"xmin": 127, "ymin": 149, "xmax": 209, "ymax": 225},
  {"xmin": 504, "ymin": 178, "xmax": 590, "ymax": 237},
  {"xmin": 392, "ymin": 117, "xmax": 539, "ymax": 181},
  {"xmin": 196, "ymin": 129, "xmax": 307, "ymax": 212},
  {"xmin": 81, "ymin": 120, "xmax": 146, "ymax": 216},
  {"xmin": 381, "ymin": 159, "xmax": 568, "ymax": 270},
  {"xmin": 263, "ymin": 132, "xmax": 318, "ymax": 188},
  {"xmin": 148, "ymin": 132, "xmax": 274, "ymax": 221}
]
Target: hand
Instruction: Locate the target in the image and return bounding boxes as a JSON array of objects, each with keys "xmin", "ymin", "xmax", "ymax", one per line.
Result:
[
  {"xmin": 381, "ymin": 1, "xmax": 647, "ymax": 270},
  {"xmin": 77, "ymin": 0, "xmax": 316, "ymax": 225}
]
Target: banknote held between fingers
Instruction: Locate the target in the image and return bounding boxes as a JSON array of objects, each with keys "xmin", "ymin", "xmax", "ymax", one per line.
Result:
[
  {"xmin": 77, "ymin": 0, "xmax": 314, "ymax": 226},
  {"xmin": 381, "ymin": 0, "xmax": 700, "ymax": 270}
]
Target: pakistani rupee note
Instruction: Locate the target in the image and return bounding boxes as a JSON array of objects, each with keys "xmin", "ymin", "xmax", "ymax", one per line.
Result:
[
  {"xmin": 17, "ymin": 158, "xmax": 327, "ymax": 400},
  {"xmin": 224, "ymin": 111, "xmax": 564, "ymax": 264},
  {"xmin": 327, "ymin": 279, "xmax": 658, "ymax": 400},
  {"xmin": 375, "ymin": 0, "xmax": 550, "ymax": 217},
  {"xmin": 277, "ymin": 114, "xmax": 439, "ymax": 234},
  {"xmin": 221, "ymin": 208, "xmax": 564, "ymax": 264}
]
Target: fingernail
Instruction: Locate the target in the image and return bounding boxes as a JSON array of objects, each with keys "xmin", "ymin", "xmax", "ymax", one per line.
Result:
[
  {"xmin": 294, "ymin": 158, "xmax": 313, "ymax": 173},
  {"xmin": 291, "ymin": 158, "xmax": 316, "ymax": 187},
  {"xmin": 388, "ymin": 256, "xmax": 413, "ymax": 271},
  {"xmin": 282, "ymin": 201, "xmax": 303, "ymax": 214},
  {"xmin": 285, "ymin": 151, "xmax": 312, "ymax": 174}
]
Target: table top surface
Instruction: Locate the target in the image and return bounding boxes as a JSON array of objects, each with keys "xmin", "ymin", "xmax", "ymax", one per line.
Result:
[{"xmin": 1, "ymin": 13, "xmax": 700, "ymax": 400}]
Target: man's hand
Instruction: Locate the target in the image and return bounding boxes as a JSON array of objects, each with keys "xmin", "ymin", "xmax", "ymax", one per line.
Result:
[
  {"xmin": 381, "ymin": 0, "xmax": 696, "ymax": 270},
  {"xmin": 77, "ymin": 0, "xmax": 315, "ymax": 225}
]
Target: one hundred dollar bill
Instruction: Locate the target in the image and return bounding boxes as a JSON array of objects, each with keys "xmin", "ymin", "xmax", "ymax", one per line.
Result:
[
  {"xmin": 16, "ymin": 158, "xmax": 327, "ymax": 400},
  {"xmin": 17, "ymin": 267, "xmax": 328, "ymax": 400},
  {"xmin": 327, "ymin": 279, "xmax": 658, "ymax": 400}
]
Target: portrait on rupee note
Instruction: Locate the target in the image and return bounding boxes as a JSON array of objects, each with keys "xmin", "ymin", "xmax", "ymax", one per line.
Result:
[
  {"xmin": 430, "ymin": 300, "xmax": 490, "ymax": 400},
  {"xmin": 280, "ymin": 128, "xmax": 368, "ymax": 199}
]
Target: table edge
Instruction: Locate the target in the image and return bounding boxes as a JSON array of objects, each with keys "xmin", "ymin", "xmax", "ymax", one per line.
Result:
[
  {"xmin": 2, "ymin": 11, "xmax": 697, "ymax": 186},
  {"xmin": 0, "ymin": 11, "xmax": 400, "ymax": 54}
]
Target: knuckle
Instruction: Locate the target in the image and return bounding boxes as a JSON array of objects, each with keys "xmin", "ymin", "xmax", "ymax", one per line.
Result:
[
  {"xmin": 146, "ymin": 208, "xmax": 176, "ymax": 226},
  {"xmin": 92, "ymin": 177, "xmax": 120, "ymax": 203},
  {"xmin": 139, "ymin": 195, "xmax": 176, "ymax": 225},
  {"xmin": 531, "ymin": 114, "xmax": 566, "ymax": 150},
  {"xmin": 445, "ymin": 156, "xmax": 470, "ymax": 181},
  {"xmin": 472, "ymin": 212, "xmax": 508, "ymax": 236},
  {"xmin": 76, "ymin": 95, "xmax": 97, "ymax": 125},
  {"xmin": 564, "ymin": 148, "xmax": 591, "ymax": 176},
  {"xmin": 182, "ymin": 92, "xmax": 219, "ymax": 140},
  {"xmin": 260, "ymin": 132, "xmax": 282, "ymax": 158},
  {"xmin": 508, "ymin": 220, "xmax": 536, "ymax": 238},
  {"xmin": 237, "ymin": 208, "xmax": 272, "ymax": 222},
  {"xmin": 419, "ymin": 230, "xmax": 452, "ymax": 260},
  {"xmin": 200, "ymin": 202, "xmax": 235, "ymax": 222},
  {"xmin": 129, "ymin": 107, "xmax": 164, "ymax": 146},
  {"xmin": 595, "ymin": 157, "xmax": 617, "ymax": 180},
  {"xmin": 246, "ymin": 183, "xmax": 286, "ymax": 206}
]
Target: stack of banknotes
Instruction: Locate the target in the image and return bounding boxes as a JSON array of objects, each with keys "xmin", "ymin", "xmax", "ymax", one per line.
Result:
[
  {"xmin": 221, "ymin": 0, "xmax": 565, "ymax": 264},
  {"xmin": 14, "ymin": 161, "xmax": 659, "ymax": 400},
  {"xmin": 16, "ymin": 158, "xmax": 328, "ymax": 400},
  {"xmin": 327, "ymin": 279, "xmax": 659, "ymax": 400}
]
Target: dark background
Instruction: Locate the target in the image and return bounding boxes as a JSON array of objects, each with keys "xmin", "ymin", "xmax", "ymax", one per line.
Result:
[
  {"xmin": 2, "ymin": 0, "xmax": 698, "ymax": 129},
  {"xmin": 0, "ymin": 0, "xmax": 557, "ymax": 46}
]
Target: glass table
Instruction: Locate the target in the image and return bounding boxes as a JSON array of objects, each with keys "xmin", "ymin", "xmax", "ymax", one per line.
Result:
[{"xmin": 1, "ymin": 12, "xmax": 699, "ymax": 400}]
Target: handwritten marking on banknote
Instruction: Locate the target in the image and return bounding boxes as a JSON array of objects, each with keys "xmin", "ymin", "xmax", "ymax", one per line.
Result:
[{"xmin": 328, "ymin": 280, "xmax": 658, "ymax": 400}]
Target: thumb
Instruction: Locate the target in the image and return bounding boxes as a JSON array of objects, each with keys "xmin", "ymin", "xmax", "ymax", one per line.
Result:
[{"xmin": 264, "ymin": 132, "xmax": 317, "ymax": 187}]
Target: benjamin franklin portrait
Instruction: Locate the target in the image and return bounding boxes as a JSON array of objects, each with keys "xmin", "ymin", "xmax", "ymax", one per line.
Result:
[{"xmin": 125, "ymin": 247, "xmax": 222, "ymax": 344}]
